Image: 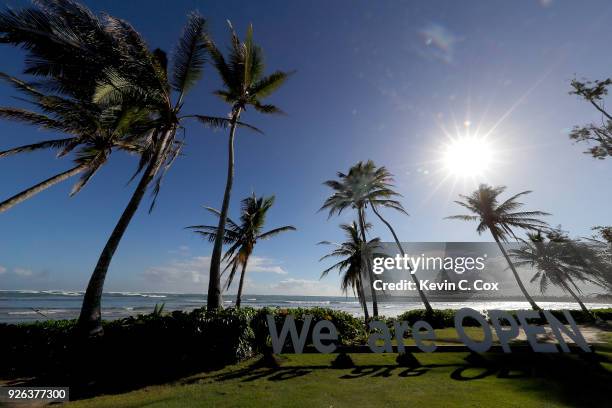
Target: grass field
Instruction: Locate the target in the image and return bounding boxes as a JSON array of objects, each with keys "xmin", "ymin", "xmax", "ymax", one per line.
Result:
[{"xmin": 64, "ymin": 335, "xmax": 612, "ymax": 408}]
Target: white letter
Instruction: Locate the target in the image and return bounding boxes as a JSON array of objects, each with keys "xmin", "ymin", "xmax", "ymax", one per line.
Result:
[{"xmin": 373, "ymin": 257, "xmax": 384, "ymax": 274}]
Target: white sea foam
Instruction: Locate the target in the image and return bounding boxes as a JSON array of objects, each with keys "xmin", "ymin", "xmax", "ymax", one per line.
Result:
[
  {"xmin": 284, "ymin": 300, "xmax": 331, "ymax": 305},
  {"xmin": 8, "ymin": 309, "xmax": 69, "ymax": 315}
]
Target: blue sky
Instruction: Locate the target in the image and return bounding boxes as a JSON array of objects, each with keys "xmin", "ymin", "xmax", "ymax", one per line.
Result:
[{"xmin": 0, "ymin": 0, "xmax": 611, "ymax": 295}]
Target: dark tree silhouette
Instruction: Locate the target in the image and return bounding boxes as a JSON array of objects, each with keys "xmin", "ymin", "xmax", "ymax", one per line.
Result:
[{"xmin": 569, "ymin": 79, "xmax": 612, "ymax": 159}]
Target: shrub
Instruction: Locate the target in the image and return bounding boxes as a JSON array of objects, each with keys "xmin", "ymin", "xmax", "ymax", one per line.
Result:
[
  {"xmin": 1, "ymin": 306, "xmax": 609, "ymax": 386},
  {"xmin": 252, "ymin": 307, "xmax": 367, "ymax": 351},
  {"xmin": 0, "ymin": 307, "xmax": 258, "ymax": 382}
]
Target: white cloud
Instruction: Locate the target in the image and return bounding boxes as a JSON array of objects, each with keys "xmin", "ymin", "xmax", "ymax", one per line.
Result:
[
  {"xmin": 14, "ymin": 267, "xmax": 33, "ymax": 277},
  {"xmin": 0, "ymin": 265, "xmax": 6, "ymax": 274},
  {"xmin": 247, "ymin": 257, "xmax": 288, "ymax": 275},
  {"xmin": 269, "ymin": 278, "xmax": 340, "ymax": 296},
  {"xmin": 141, "ymin": 255, "xmax": 290, "ymax": 293},
  {"xmin": 168, "ymin": 245, "xmax": 191, "ymax": 255},
  {"xmin": 143, "ymin": 256, "xmax": 211, "ymax": 286}
]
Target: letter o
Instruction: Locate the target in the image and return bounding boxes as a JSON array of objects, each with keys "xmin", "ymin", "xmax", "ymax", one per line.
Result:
[{"xmin": 454, "ymin": 308, "xmax": 492, "ymax": 352}]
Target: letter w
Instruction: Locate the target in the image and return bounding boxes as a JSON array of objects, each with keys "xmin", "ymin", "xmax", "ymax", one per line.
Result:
[{"xmin": 267, "ymin": 315, "xmax": 312, "ymax": 354}]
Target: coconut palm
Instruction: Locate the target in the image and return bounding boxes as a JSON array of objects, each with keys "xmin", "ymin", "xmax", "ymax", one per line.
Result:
[
  {"xmin": 358, "ymin": 160, "xmax": 434, "ymax": 313},
  {"xmin": 78, "ymin": 13, "xmax": 267, "ymax": 334},
  {"xmin": 591, "ymin": 228, "xmax": 612, "ymax": 290},
  {"xmin": 188, "ymin": 194, "xmax": 295, "ymax": 307},
  {"xmin": 510, "ymin": 232, "xmax": 596, "ymax": 315},
  {"xmin": 206, "ymin": 22, "xmax": 292, "ymax": 310},
  {"xmin": 319, "ymin": 222, "xmax": 382, "ymax": 320},
  {"xmin": 1, "ymin": 2, "xmax": 260, "ymax": 334},
  {"xmin": 0, "ymin": 73, "xmax": 151, "ymax": 213},
  {"xmin": 446, "ymin": 184, "xmax": 550, "ymax": 310},
  {"xmin": 0, "ymin": 0, "xmax": 160, "ymax": 212},
  {"xmin": 321, "ymin": 160, "xmax": 433, "ymax": 316}
]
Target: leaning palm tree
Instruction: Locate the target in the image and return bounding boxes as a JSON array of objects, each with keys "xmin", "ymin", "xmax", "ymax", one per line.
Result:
[
  {"xmin": 206, "ymin": 22, "xmax": 292, "ymax": 310},
  {"xmin": 0, "ymin": 72, "xmax": 150, "ymax": 213},
  {"xmin": 446, "ymin": 184, "xmax": 550, "ymax": 310},
  {"xmin": 78, "ymin": 14, "xmax": 264, "ymax": 334},
  {"xmin": 0, "ymin": 0, "xmax": 161, "ymax": 213},
  {"xmin": 319, "ymin": 222, "xmax": 382, "ymax": 320},
  {"xmin": 510, "ymin": 232, "xmax": 596, "ymax": 315},
  {"xmin": 1, "ymin": 2, "xmax": 263, "ymax": 334},
  {"xmin": 188, "ymin": 194, "xmax": 295, "ymax": 308},
  {"xmin": 357, "ymin": 160, "xmax": 433, "ymax": 313},
  {"xmin": 321, "ymin": 161, "xmax": 433, "ymax": 316}
]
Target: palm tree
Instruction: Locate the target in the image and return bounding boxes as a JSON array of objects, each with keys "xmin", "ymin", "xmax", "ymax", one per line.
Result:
[
  {"xmin": 358, "ymin": 161, "xmax": 433, "ymax": 313},
  {"xmin": 319, "ymin": 222, "xmax": 382, "ymax": 320},
  {"xmin": 588, "ymin": 227, "xmax": 612, "ymax": 290},
  {"xmin": 510, "ymin": 232, "xmax": 596, "ymax": 315},
  {"xmin": 1, "ymin": 2, "xmax": 261, "ymax": 334},
  {"xmin": 188, "ymin": 194, "xmax": 295, "ymax": 308},
  {"xmin": 321, "ymin": 161, "xmax": 433, "ymax": 316},
  {"xmin": 446, "ymin": 184, "xmax": 550, "ymax": 310},
  {"xmin": 78, "ymin": 13, "xmax": 267, "ymax": 334},
  {"xmin": 0, "ymin": 73, "xmax": 150, "ymax": 213},
  {"xmin": 206, "ymin": 22, "xmax": 292, "ymax": 310},
  {"xmin": 0, "ymin": 0, "xmax": 163, "ymax": 213}
]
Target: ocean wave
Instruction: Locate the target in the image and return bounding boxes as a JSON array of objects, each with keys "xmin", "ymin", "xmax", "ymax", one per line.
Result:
[
  {"xmin": 107, "ymin": 292, "xmax": 167, "ymax": 298},
  {"xmin": 41, "ymin": 290, "xmax": 82, "ymax": 296},
  {"xmin": 283, "ymin": 300, "xmax": 331, "ymax": 305},
  {"xmin": 8, "ymin": 309, "xmax": 70, "ymax": 315},
  {"xmin": 1, "ymin": 290, "xmax": 82, "ymax": 296}
]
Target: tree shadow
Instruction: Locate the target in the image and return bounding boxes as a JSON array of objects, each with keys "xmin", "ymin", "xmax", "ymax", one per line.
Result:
[{"xmin": 7, "ymin": 350, "xmax": 609, "ymax": 405}]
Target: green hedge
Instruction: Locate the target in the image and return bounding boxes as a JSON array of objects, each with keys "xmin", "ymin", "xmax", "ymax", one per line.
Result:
[
  {"xmin": 0, "ymin": 307, "xmax": 364, "ymax": 382},
  {"xmin": 0, "ymin": 306, "xmax": 609, "ymax": 385},
  {"xmin": 394, "ymin": 308, "xmax": 612, "ymax": 328},
  {"xmin": 254, "ymin": 307, "xmax": 367, "ymax": 350},
  {"xmin": 0, "ymin": 307, "xmax": 259, "ymax": 382}
]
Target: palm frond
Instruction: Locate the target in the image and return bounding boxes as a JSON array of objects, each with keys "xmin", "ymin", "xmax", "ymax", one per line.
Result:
[
  {"xmin": 258, "ymin": 225, "xmax": 296, "ymax": 240},
  {"xmin": 0, "ymin": 137, "xmax": 78, "ymax": 159},
  {"xmin": 171, "ymin": 12, "xmax": 208, "ymax": 97},
  {"xmin": 252, "ymin": 101, "xmax": 285, "ymax": 115},
  {"xmin": 70, "ymin": 152, "xmax": 107, "ymax": 196},
  {"xmin": 250, "ymin": 70, "xmax": 294, "ymax": 99},
  {"xmin": 0, "ymin": 107, "xmax": 66, "ymax": 130},
  {"xmin": 445, "ymin": 214, "xmax": 479, "ymax": 221}
]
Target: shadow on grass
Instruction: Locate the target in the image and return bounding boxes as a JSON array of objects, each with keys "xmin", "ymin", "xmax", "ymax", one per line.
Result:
[
  {"xmin": 4, "ymin": 351, "xmax": 611, "ymax": 405},
  {"xmin": 195, "ymin": 351, "xmax": 611, "ymax": 406}
]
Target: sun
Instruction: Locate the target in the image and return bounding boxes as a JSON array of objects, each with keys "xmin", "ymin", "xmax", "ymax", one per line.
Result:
[{"xmin": 442, "ymin": 136, "xmax": 493, "ymax": 178}]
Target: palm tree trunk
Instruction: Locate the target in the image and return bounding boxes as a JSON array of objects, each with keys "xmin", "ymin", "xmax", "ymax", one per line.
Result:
[
  {"xmin": 0, "ymin": 163, "xmax": 87, "ymax": 213},
  {"xmin": 492, "ymin": 234, "xmax": 541, "ymax": 310},
  {"xmin": 561, "ymin": 280, "xmax": 591, "ymax": 316},
  {"xmin": 357, "ymin": 206, "xmax": 378, "ymax": 317},
  {"xmin": 78, "ymin": 130, "xmax": 173, "ymax": 336},
  {"xmin": 369, "ymin": 202, "xmax": 433, "ymax": 314},
  {"xmin": 357, "ymin": 279, "xmax": 370, "ymax": 321},
  {"xmin": 208, "ymin": 107, "xmax": 242, "ymax": 310},
  {"xmin": 235, "ymin": 258, "xmax": 248, "ymax": 308}
]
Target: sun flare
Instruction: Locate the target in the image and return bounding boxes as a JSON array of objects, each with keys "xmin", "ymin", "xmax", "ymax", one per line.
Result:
[{"xmin": 442, "ymin": 136, "xmax": 493, "ymax": 178}]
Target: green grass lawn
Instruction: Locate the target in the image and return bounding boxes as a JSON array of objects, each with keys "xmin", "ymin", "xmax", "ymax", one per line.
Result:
[{"xmin": 65, "ymin": 340, "xmax": 612, "ymax": 408}]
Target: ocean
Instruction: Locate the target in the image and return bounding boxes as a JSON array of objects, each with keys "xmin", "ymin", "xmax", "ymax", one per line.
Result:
[{"xmin": 1, "ymin": 290, "xmax": 610, "ymax": 323}]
